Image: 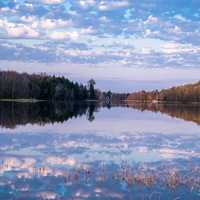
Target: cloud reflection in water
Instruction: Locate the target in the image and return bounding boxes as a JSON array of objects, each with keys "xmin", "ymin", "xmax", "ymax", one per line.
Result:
[{"xmin": 0, "ymin": 102, "xmax": 200, "ymax": 199}]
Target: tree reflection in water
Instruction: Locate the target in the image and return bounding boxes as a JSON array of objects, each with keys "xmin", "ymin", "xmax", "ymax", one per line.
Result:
[
  {"xmin": 0, "ymin": 101, "xmax": 98, "ymax": 129},
  {"xmin": 126, "ymin": 101, "xmax": 200, "ymax": 126},
  {"xmin": 1, "ymin": 101, "xmax": 200, "ymax": 128}
]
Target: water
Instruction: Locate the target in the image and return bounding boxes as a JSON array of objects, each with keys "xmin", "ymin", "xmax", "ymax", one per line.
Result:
[{"xmin": 0, "ymin": 101, "xmax": 200, "ymax": 199}]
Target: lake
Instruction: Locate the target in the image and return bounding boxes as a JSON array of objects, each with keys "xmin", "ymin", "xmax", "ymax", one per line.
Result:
[{"xmin": 0, "ymin": 101, "xmax": 200, "ymax": 199}]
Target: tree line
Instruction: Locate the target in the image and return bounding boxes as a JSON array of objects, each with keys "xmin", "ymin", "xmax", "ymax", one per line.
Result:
[
  {"xmin": 0, "ymin": 71, "xmax": 97, "ymax": 101},
  {"xmin": 127, "ymin": 81, "xmax": 200, "ymax": 103}
]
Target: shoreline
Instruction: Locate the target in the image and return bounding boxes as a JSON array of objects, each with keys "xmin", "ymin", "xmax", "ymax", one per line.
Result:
[
  {"xmin": 0, "ymin": 99, "xmax": 100, "ymax": 103},
  {"xmin": 125, "ymin": 100, "xmax": 200, "ymax": 105},
  {"xmin": 1, "ymin": 99, "xmax": 200, "ymax": 105},
  {"xmin": 0, "ymin": 99, "xmax": 46, "ymax": 103}
]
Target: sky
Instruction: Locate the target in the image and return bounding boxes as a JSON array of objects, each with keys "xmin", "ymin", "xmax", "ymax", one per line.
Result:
[{"xmin": 0, "ymin": 0, "xmax": 200, "ymax": 92}]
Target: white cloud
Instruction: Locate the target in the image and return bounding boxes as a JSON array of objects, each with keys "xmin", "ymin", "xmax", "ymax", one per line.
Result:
[
  {"xmin": 40, "ymin": 19, "xmax": 56, "ymax": 29},
  {"xmin": 6, "ymin": 26, "xmax": 39, "ymax": 38},
  {"xmin": 161, "ymin": 42, "xmax": 199, "ymax": 54},
  {"xmin": 79, "ymin": 0, "xmax": 96, "ymax": 8},
  {"xmin": 99, "ymin": 16, "xmax": 109, "ymax": 22},
  {"xmin": 42, "ymin": 0, "xmax": 64, "ymax": 4},
  {"xmin": 98, "ymin": 1, "xmax": 129, "ymax": 11},
  {"xmin": 144, "ymin": 15, "xmax": 158, "ymax": 24},
  {"xmin": 21, "ymin": 16, "xmax": 36, "ymax": 23},
  {"xmin": 143, "ymin": 29, "xmax": 160, "ymax": 37},
  {"xmin": 48, "ymin": 26, "xmax": 94, "ymax": 40},
  {"xmin": 80, "ymin": 26, "xmax": 95, "ymax": 34},
  {"xmin": 173, "ymin": 14, "xmax": 188, "ymax": 22},
  {"xmin": 24, "ymin": 3, "xmax": 34, "ymax": 9},
  {"xmin": 21, "ymin": 17, "xmax": 72, "ymax": 29},
  {"xmin": 0, "ymin": 19, "xmax": 39, "ymax": 38},
  {"xmin": 40, "ymin": 18, "xmax": 72, "ymax": 29},
  {"xmin": 31, "ymin": 21, "xmax": 39, "ymax": 29},
  {"xmin": 67, "ymin": 10, "xmax": 79, "ymax": 16},
  {"xmin": 0, "ymin": 19, "xmax": 12, "ymax": 28},
  {"xmin": 48, "ymin": 31, "xmax": 79, "ymax": 40},
  {"xmin": 64, "ymin": 49, "xmax": 103, "ymax": 57},
  {"xmin": 0, "ymin": 19, "xmax": 6, "ymax": 28},
  {"xmin": 7, "ymin": 27, "xmax": 25, "ymax": 37},
  {"xmin": 0, "ymin": 7, "xmax": 11, "ymax": 12},
  {"xmin": 0, "ymin": 7, "xmax": 16, "ymax": 13},
  {"xmin": 144, "ymin": 29, "xmax": 151, "ymax": 37},
  {"xmin": 171, "ymin": 25, "xmax": 182, "ymax": 34}
]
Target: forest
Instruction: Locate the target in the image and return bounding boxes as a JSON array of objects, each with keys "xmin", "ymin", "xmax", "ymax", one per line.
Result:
[
  {"xmin": 0, "ymin": 71, "xmax": 96, "ymax": 101},
  {"xmin": 1, "ymin": 70, "xmax": 200, "ymax": 103},
  {"xmin": 127, "ymin": 81, "xmax": 200, "ymax": 103}
]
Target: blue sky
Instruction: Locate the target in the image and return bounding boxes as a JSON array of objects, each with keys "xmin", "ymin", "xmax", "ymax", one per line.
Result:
[{"xmin": 0, "ymin": 0, "xmax": 200, "ymax": 92}]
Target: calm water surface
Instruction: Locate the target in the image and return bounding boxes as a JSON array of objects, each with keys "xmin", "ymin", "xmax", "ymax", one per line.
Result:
[{"xmin": 0, "ymin": 102, "xmax": 200, "ymax": 199}]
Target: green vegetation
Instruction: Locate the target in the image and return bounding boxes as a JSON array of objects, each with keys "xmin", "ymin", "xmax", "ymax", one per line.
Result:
[
  {"xmin": 127, "ymin": 81, "xmax": 200, "ymax": 103},
  {"xmin": 0, "ymin": 71, "xmax": 97, "ymax": 101}
]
